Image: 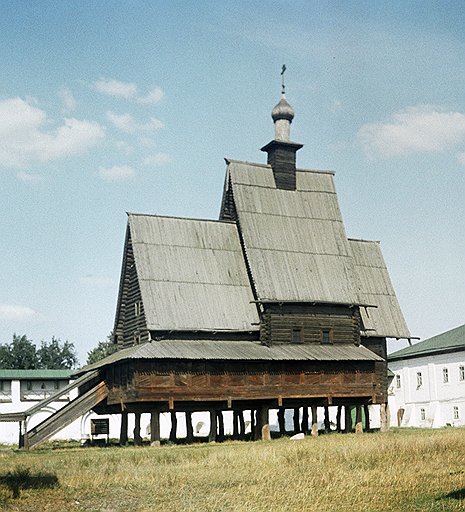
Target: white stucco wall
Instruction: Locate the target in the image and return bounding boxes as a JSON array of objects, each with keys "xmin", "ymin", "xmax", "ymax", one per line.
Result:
[{"xmin": 388, "ymin": 351, "xmax": 465, "ymax": 428}]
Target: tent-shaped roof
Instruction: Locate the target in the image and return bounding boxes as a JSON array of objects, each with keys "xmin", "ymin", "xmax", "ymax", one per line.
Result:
[
  {"xmin": 128, "ymin": 213, "xmax": 260, "ymax": 332},
  {"xmin": 389, "ymin": 323, "xmax": 465, "ymax": 361}
]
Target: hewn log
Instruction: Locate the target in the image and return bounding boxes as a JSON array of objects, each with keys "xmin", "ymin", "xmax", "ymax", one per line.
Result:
[
  {"xmin": 323, "ymin": 406, "xmax": 331, "ymax": 433},
  {"xmin": 217, "ymin": 411, "xmax": 224, "ymax": 442},
  {"xmin": 293, "ymin": 408, "xmax": 300, "ymax": 433},
  {"xmin": 311, "ymin": 405, "xmax": 318, "ymax": 437},
  {"xmin": 120, "ymin": 411, "xmax": 128, "ymax": 446},
  {"xmin": 364, "ymin": 404, "xmax": 371, "ymax": 432},
  {"xmin": 238, "ymin": 410, "xmax": 245, "ymax": 440},
  {"xmin": 336, "ymin": 405, "xmax": 342, "ymax": 433},
  {"xmin": 169, "ymin": 410, "xmax": 177, "ymax": 442},
  {"xmin": 258, "ymin": 406, "xmax": 271, "ymax": 441},
  {"xmin": 209, "ymin": 410, "xmax": 217, "ymax": 443},
  {"xmin": 301, "ymin": 406, "xmax": 309, "ymax": 434},
  {"xmin": 134, "ymin": 412, "xmax": 142, "ymax": 446},
  {"xmin": 344, "ymin": 405, "xmax": 352, "ymax": 433},
  {"xmin": 233, "ymin": 411, "xmax": 239, "ymax": 440},
  {"xmin": 186, "ymin": 411, "xmax": 194, "ymax": 443},
  {"xmin": 250, "ymin": 409, "xmax": 256, "ymax": 440},
  {"xmin": 150, "ymin": 410, "xmax": 160, "ymax": 446},
  {"xmin": 380, "ymin": 402, "xmax": 390, "ymax": 432},
  {"xmin": 277, "ymin": 408, "xmax": 286, "ymax": 436},
  {"xmin": 355, "ymin": 405, "xmax": 363, "ymax": 434}
]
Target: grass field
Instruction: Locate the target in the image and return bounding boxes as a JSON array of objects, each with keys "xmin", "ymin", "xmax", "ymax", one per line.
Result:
[{"xmin": 0, "ymin": 428, "xmax": 464, "ymax": 511}]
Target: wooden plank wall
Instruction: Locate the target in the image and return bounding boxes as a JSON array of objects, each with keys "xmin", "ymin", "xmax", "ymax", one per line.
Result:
[{"xmin": 105, "ymin": 359, "xmax": 384, "ymax": 406}]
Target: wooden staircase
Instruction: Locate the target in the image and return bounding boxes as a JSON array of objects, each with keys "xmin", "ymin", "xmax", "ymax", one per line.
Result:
[{"xmin": 24, "ymin": 380, "xmax": 108, "ymax": 449}]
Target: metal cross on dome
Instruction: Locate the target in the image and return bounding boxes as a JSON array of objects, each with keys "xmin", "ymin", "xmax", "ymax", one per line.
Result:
[{"xmin": 281, "ymin": 64, "xmax": 286, "ymax": 95}]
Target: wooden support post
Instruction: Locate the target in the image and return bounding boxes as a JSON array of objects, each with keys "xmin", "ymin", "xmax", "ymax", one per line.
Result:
[
  {"xmin": 217, "ymin": 411, "xmax": 224, "ymax": 442},
  {"xmin": 233, "ymin": 411, "xmax": 239, "ymax": 440},
  {"xmin": 169, "ymin": 410, "xmax": 177, "ymax": 442},
  {"xmin": 277, "ymin": 408, "xmax": 286, "ymax": 436},
  {"xmin": 209, "ymin": 410, "xmax": 217, "ymax": 443},
  {"xmin": 355, "ymin": 405, "xmax": 363, "ymax": 434},
  {"xmin": 120, "ymin": 411, "xmax": 128, "ymax": 446},
  {"xmin": 293, "ymin": 408, "xmax": 300, "ymax": 433},
  {"xmin": 324, "ymin": 406, "xmax": 331, "ymax": 433},
  {"xmin": 238, "ymin": 410, "xmax": 245, "ymax": 440},
  {"xmin": 150, "ymin": 410, "xmax": 160, "ymax": 446},
  {"xmin": 134, "ymin": 413, "xmax": 142, "ymax": 446},
  {"xmin": 250, "ymin": 409, "xmax": 256, "ymax": 440},
  {"xmin": 380, "ymin": 403, "xmax": 390, "ymax": 432},
  {"xmin": 186, "ymin": 411, "xmax": 194, "ymax": 444},
  {"xmin": 150, "ymin": 411, "xmax": 160, "ymax": 445},
  {"xmin": 336, "ymin": 406, "xmax": 342, "ymax": 433},
  {"xmin": 253, "ymin": 409, "xmax": 261, "ymax": 441},
  {"xmin": 258, "ymin": 405, "xmax": 271, "ymax": 441},
  {"xmin": 311, "ymin": 405, "xmax": 318, "ymax": 437},
  {"xmin": 364, "ymin": 405, "xmax": 371, "ymax": 432},
  {"xmin": 344, "ymin": 405, "xmax": 352, "ymax": 433},
  {"xmin": 19, "ymin": 420, "xmax": 28, "ymax": 450},
  {"xmin": 301, "ymin": 406, "xmax": 309, "ymax": 434}
]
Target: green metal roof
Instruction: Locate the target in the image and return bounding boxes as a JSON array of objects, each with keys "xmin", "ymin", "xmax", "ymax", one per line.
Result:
[
  {"xmin": 388, "ymin": 323, "xmax": 465, "ymax": 361},
  {"xmin": 0, "ymin": 369, "xmax": 72, "ymax": 379}
]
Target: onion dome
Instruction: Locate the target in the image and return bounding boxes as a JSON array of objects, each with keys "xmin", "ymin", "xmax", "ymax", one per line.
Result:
[{"xmin": 271, "ymin": 95, "xmax": 295, "ymax": 123}]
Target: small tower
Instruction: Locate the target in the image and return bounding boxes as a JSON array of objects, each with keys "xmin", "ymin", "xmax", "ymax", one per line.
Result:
[{"xmin": 261, "ymin": 66, "xmax": 303, "ymax": 190}]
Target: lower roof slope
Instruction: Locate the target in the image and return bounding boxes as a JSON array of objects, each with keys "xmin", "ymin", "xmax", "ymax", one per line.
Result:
[
  {"xmin": 349, "ymin": 239, "xmax": 411, "ymax": 339},
  {"xmin": 75, "ymin": 340, "xmax": 383, "ymax": 374},
  {"xmin": 389, "ymin": 323, "xmax": 465, "ymax": 361},
  {"xmin": 129, "ymin": 214, "xmax": 260, "ymax": 332}
]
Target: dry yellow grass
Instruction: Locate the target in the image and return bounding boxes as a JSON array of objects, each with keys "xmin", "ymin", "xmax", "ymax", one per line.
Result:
[{"xmin": 1, "ymin": 428, "xmax": 464, "ymax": 511}]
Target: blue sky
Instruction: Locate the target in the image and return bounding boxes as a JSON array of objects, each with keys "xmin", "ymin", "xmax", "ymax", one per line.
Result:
[{"xmin": 1, "ymin": 1, "xmax": 464, "ymax": 363}]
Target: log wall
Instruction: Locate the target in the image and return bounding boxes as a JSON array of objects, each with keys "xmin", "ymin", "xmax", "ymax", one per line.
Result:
[{"xmin": 260, "ymin": 304, "xmax": 360, "ymax": 346}]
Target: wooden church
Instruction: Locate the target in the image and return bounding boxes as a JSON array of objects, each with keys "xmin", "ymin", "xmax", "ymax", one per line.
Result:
[{"xmin": 5, "ymin": 79, "xmax": 411, "ymax": 448}]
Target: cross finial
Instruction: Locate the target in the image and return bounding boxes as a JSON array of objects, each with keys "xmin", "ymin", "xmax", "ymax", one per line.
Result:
[{"xmin": 281, "ymin": 64, "xmax": 286, "ymax": 95}]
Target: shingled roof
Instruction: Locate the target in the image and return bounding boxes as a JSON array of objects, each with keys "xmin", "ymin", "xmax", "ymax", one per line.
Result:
[
  {"xmin": 225, "ymin": 160, "xmax": 360, "ymax": 304},
  {"xmin": 75, "ymin": 339, "xmax": 383, "ymax": 375},
  {"xmin": 128, "ymin": 213, "xmax": 260, "ymax": 332},
  {"xmin": 389, "ymin": 323, "xmax": 465, "ymax": 361},
  {"xmin": 349, "ymin": 239, "xmax": 411, "ymax": 339}
]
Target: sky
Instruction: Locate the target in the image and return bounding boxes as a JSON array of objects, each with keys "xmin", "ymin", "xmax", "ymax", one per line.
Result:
[{"xmin": 1, "ymin": 1, "xmax": 464, "ymax": 364}]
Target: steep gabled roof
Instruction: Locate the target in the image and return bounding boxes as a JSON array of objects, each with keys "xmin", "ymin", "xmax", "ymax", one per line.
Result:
[
  {"xmin": 389, "ymin": 323, "xmax": 465, "ymax": 361},
  {"xmin": 224, "ymin": 160, "xmax": 360, "ymax": 304},
  {"xmin": 349, "ymin": 239, "xmax": 411, "ymax": 339},
  {"xmin": 128, "ymin": 213, "xmax": 259, "ymax": 332}
]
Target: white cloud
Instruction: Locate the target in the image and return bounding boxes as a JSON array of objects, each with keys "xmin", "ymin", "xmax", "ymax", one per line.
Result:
[
  {"xmin": 16, "ymin": 171, "xmax": 45, "ymax": 184},
  {"xmin": 94, "ymin": 78, "xmax": 164, "ymax": 104},
  {"xmin": 143, "ymin": 152, "xmax": 172, "ymax": 167},
  {"xmin": 59, "ymin": 87, "xmax": 77, "ymax": 111},
  {"xmin": 0, "ymin": 97, "xmax": 105, "ymax": 169},
  {"xmin": 106, "ymin": 111, "xmax": 164, "ymax": 133},
  {"xmin": 358, "ymin": 105, "xmax": 465, "ymax": 158},
  {"xmin": 0, "ymin": 304, "xmax": 38, "ymax": 321},
  {"xmin": 137, "ymin": 86, "xmax": 164, "ymax": 105},
  {"xmin": 98, "ymin": 165, "xmax": 135, "ymax": 181},
  {"xmin": 115, "ymin": 140, "xmax": 135, "ymax": 155},
  {"xmin": 94, "ymin": 78, "xmax": 138, "ymax": 99}
]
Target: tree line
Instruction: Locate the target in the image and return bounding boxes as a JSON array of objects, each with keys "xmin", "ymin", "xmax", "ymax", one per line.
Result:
[{"xmin": 0, "ymin": 334, "xmax": 118, "ymax": 369}]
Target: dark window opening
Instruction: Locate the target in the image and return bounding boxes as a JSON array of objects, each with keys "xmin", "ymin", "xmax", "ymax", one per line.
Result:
[
  {"xmin": 291, "ymin": 328, "xmax": 303, "ymax": 344},
  {"xmin": 321, "ymin": 329, "xmax": 332, "ymax": 344}
]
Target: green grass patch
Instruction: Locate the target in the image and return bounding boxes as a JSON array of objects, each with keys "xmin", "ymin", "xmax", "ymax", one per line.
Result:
[{"xmin": 0, "ymin": 428, "xmax": 464, "ymax": 511}]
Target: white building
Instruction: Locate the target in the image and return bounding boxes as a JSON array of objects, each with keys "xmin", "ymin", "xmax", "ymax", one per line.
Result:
[{"xmin": 388, "ymin": 324, "xmax": 465, "ymax": 428}]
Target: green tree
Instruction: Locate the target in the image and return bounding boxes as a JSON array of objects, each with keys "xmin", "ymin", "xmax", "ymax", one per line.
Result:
[
  {"xmin": 0, "ymin": 334, "xmax": 38, "ymax": 369},
  {"xmin": 86, "ymin": 334, "xmax": 118, "ymax": 365},
  {"xmin": 37, "ymin": 337, "xmax": 78, "ymax": 369}
]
